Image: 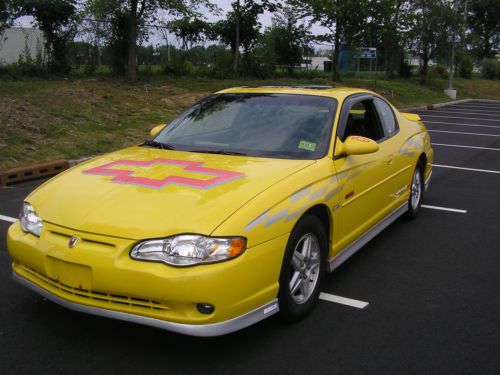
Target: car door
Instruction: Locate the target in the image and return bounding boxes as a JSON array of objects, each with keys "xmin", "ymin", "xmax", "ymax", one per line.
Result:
[
  {"xmin": 331, "ymin": 95, "xmax": 397, "ymax": 255},
  {"xmin": 372, "ymin": 96, "xmax": 415, "ymax": 209}
]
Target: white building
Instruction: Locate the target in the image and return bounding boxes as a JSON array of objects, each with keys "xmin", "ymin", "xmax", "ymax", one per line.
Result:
[
  {"xmin": 301, "ymin": 56, "xmax": 332, "ymax": 72},
  {"xmin": 0, "ymin": 27, "xmax": 45, "ymax": 65}
]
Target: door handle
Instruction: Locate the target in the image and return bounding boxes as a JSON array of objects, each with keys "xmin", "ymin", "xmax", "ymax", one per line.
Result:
[{"xmin": 387, "ymin": 154, "xmax": 394, "ymax": 165}]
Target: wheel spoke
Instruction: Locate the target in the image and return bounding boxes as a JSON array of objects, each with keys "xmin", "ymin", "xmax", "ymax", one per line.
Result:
[
  {"xmin": 292, "ymin": 252, "xmax": 303, "ymax": 271},
  {"xmin": 302, "ymin": 235, "xmax": 312, "ymax": 259},
  {"xmin": 299, "ymin": 279, "xmax": 308, "ymax": 296},
  {"xmin": 289, "ymin": 272, "xmax": 302, "ymax": 294},
  {"xmin": 309, "ymin": 262, "xmax": 320, "ymax": 275}
]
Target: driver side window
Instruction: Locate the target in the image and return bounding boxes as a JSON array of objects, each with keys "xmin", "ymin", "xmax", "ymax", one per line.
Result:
[{"xmin": 342, "ymin": 100, "xmax": 385, "ymax": 142}]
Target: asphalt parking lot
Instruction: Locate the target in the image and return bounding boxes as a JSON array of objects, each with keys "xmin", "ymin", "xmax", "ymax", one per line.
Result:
[{"xmin": 1, "ymin": 99, "xmax": 499, "ymax": 374}]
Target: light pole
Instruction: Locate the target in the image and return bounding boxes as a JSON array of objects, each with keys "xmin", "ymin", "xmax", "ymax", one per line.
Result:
[{"xmin": 445, "ymin": 0, "xmax": 459, "ymax": 99}]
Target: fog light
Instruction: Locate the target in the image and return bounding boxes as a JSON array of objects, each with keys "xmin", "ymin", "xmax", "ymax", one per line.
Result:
[{"xmin": 197, "ymin": 303, "xmax": 215, "ymax": 314}]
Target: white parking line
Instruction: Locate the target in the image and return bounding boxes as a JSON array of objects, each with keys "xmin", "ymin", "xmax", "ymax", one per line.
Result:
[
  {"xmin": 420, "ymin": 110, "xmax": 500, "ymax": 116},
  {"xmin": 427, "ymin": 130, "xmax": 500, "ymax": 137},
  {"xmin": 433, "ymin": 164, "xmax": 500, "ymax": 174},
  {"xmin": 319, "ymin": 292, "xmax": 369, "ymax": 309},
  {"xmin": 422, "ymin": 205, "xmax": 467, "ymax": 213},
  {"xmin": 420, "ymin": 114, "xmax": 500, "ymax": 122},
  {"xmin": 424, "ymin": 120, "xmax": 500, "ymax": 129},
  {"xmin": 432, "ymin": 143, "xmax": 500, "ymax": 151},
  {"xmin": 0, "ymin": 214, "xmax": 17, "ymax": 223},
  {"xmin": 452, "ymin": 104, "xmax": 500, "ymax": 109}
]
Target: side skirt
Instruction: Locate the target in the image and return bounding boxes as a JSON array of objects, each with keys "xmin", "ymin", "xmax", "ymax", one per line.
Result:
[{"xmin": 327, "ymin": 203, "xmax": 408, "ymax": 272}]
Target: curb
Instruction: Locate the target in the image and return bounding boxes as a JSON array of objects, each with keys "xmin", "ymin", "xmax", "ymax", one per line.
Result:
[
  {"xmin": 399, "ymin": 98, "xmax": 473, "ymax": 112},
  {"xmin": 0, "ymin": 156, "xmax": 95, "ymax": 187},
  {"xmin": 0, "ymin": 160, "xmax": 69, "ymax": 187}
]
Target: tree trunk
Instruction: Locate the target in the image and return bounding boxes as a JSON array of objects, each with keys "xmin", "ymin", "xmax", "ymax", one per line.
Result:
[
  {"xmin": 420, "ymin": 49, "xmax": 429, "ymax": 84},
  {"xmin": 127, "ymin": 0, "xmax": 138, "ymax": 81},
  {"xmin": 233, "ymin": 0, "xmax": 240, "ymax": 73}
]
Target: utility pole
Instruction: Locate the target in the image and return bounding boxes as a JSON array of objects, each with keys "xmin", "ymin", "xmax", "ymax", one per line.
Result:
[
  {"xmin": 233, "ymin": 0, "xmax": 241, "ymax": 73},
  {"xmin": 445, "ymin": 0, "xmax": 458, "ymax": 99}
]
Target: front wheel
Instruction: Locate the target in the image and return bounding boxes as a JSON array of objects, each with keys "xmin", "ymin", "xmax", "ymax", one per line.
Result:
[
  {"xmin": 278, "ymin": 215, "xmax": 327, "ymax": 321},
  {"xmin": 405, "ymin": 164, "xmax": 424, "ymax": 219}
]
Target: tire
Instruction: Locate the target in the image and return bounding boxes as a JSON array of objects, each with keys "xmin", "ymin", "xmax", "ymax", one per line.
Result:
[
  {"xmin": 405, "ymin": 163, "xmax": 424, "ymax": 219},
  {"xmin": 278, "ymin": 215, "xmax": 327, "ymax": 322}
]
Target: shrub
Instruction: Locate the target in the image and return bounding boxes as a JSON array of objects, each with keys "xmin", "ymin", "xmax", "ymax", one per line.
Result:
[
  {"xmin": 481, "ymin": 58, "xmax": 498, "ymax": 79},
  {"xmin": 398, "ymin": 61, "xmax": 412, "ymax": 78},
  {"xmin": 432, "ymin": 64, "xmax": 448, "ymax": 79},
  {"xmin": 459, "ymin": 55, "xmax": 473, "ymax": 79}
]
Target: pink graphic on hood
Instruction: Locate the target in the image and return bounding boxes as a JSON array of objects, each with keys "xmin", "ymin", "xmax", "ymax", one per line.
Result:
[{"xmin": 83, "ymin": 158, "xmax": 244, "ymax": 189}]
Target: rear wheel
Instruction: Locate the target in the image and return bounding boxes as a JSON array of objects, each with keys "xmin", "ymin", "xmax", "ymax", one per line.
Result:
[
  {"xmin": 405, "ymin": 164, "xmax": 424, "ymax": 219},
  {"xmin": 278, "ymin": 215, "xmax": 327, "ymax": 321}
]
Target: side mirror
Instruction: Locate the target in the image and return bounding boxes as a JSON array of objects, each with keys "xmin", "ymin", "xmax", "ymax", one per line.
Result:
[
  {"xmin": 336, "ymin": 136, "xmax": 379, "ymax": 156},
  {"xmin": 150, "ymin": 124, "xmax": 166, "ymax": 137}
]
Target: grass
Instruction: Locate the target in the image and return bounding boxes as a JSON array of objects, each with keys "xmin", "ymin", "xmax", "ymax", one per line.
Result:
[{"xmin": 1, "ymin": 74, "xmax": 499, "ymax": 170}]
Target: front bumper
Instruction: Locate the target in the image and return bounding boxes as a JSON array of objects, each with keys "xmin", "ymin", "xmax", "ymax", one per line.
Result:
[
  {"xmin": 7, "ymin": 222, "xmax": 287, "ymax": 336},
  {"xmin": 12, "ymin": 271, "xmax": 278, "ymax": 336}
]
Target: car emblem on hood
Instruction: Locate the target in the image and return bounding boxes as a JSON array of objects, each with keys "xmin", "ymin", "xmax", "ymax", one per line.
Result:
[
  {"xmin": 68, "ymin": 236, "xmax": 80, "ymax": 248},
  {"xmin": 82, "ymin": 158, "xmax": 244, "ymax": 190}
]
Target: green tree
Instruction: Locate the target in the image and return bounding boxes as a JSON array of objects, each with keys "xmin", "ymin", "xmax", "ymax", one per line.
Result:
[
  {"xmin": 408, "ymin": 0, "xmax": 459, "ymax": 84},
  {"xmin": 168, "ymin": 15, "xmax": 210, "ymax": 51},
  {"xmin": 265, "ymin": 7, "xmax": 310, "ymax": 75},
  {"xmin": 15, "ymin": 0, "xmax": 78, "ymax": 72},
  {"xmin": 362, "ymin": 0, "xmax": 412, "ymax": 78},
  {"xmin": 468, "ymin": 0, "xmax": 500, "ymax": 59},
  {"xmin": 87, "ymin": 0, "xmax": 218, "ymax": 81},
  {"xmin": 1, "ymin": 0, "xmax": 15, "ymax": 34},
  {"xmin": 212, "ymin": 1, "xmax": 278, "ymax": 74},
  {"xmin": 288, "ymin": 0, "xmax": 367, "ymax": 81}
]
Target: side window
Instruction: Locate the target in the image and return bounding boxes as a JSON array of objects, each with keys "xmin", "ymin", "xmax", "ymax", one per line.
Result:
[
  {"xmin": 342, "ymin": 100, "xmax": 384, "ymax": 142},
  {"xmin": 374, "ymin": 98, "xmax": 398, "ymax": 137}
]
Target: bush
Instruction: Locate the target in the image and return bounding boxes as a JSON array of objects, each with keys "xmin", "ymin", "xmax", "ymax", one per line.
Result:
[
  {"xmin": 398, "ymin": 61, "xmax": 412, "ymax": 78},
  {"xmin": 459, "ymin": 55, "xmax": 473, "ymax": 79},
  {"xmin": 481, "ymin": 58, "xmax": 498, "ymax": 79},
  {"xmin": 432, "ymin": 64, "xmax": 449, "ymax": 79}
]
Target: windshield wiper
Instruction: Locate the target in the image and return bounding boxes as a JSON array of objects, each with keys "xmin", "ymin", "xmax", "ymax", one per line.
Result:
[
  {"xmin": 190, "ymin": 149, "xmax": 248, "ymax": 156},
  {"xmin": 142, "ymin": 140, "xmax": 176, "ymax": 150}
]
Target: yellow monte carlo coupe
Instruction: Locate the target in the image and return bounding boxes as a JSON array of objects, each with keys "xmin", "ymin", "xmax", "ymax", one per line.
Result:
[{"xmin": 7, "ymin": 86, "xmax": 433, "ymax": 336}]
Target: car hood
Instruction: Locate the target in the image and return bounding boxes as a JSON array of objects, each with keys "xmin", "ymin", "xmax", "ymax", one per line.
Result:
[{"xmin": 27, "ymin": 147, "xmax": 315, "ymax": 240}]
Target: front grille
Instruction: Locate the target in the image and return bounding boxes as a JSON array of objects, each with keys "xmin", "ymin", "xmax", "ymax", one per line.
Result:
[
  {"xmin": 21, "ymin": 265, "xmax": 169, "ymax": 311},
  {"xmin": 49, "ymin": 230, "xmax": 116, "ymax": 249}
]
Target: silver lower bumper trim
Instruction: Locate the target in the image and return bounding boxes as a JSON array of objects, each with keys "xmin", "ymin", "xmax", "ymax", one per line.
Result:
[{"xmin": 12, "ymin": 272, "xmax": 279, "ymax": 337}]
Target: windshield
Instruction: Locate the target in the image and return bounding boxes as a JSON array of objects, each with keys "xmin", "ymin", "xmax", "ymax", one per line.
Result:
[{"xmin": 151, "ymin": 93, "xmax": 337, "ymax": 159}]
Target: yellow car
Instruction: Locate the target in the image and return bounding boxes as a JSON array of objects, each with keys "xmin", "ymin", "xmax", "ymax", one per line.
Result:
[{"xmin": 7, "ymin": 86, "xmax": 433, "ymax": 336}]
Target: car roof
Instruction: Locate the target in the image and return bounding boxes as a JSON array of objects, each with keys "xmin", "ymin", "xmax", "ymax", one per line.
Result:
[{"xmin": 216, "ymin": 86, "xmax": 375, "ymax": 101}]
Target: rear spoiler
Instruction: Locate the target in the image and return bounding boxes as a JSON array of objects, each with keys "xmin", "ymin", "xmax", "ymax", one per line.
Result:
[{"xmin": 400, "ymin": 112, "xmax": 422, "ymax": 122}]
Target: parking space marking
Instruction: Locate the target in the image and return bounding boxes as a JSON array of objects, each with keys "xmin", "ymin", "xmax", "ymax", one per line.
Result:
[
  {"xmin": 432, "ymin": 143, "xmax": 500, "ymax": 152},
  {"xmin": 319, "ymin": 292, "xmax": 369, "ymax": 309},
  {"xmin": 420, "ymin": 114, "xmax": 500, "ymax": 122},
  {"xmin": 427, "ymin": 130, "xmax": 500, "ymax": 137},
  {"xmin": 433, "ymin": 164, "xmax": 500, "ymax": 175},
  {"xmin": 421, "ymin": 205, "xmax": 467, "ymax": 213},
  {"xmin": 424, "ymin": 121, "xmax": 500, "ymax": 129},
  {"xmin": 453, "ymin": 103, "xmax": 500, "ymax": 109},
  {"xmin": 419, "ymin": 110, "xmax": 500, "ymax": 117},
  {"xmin": 451, "ymin": 107, "xmax": 500, "ymax": 112},
  {"xmin": 0, "ymin": 215, "xmax": 17, "ymax": 223}
]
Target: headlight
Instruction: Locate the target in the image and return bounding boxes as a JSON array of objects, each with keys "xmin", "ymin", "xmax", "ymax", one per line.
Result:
[
  {"xmin": 130, "ymin": 235, "xmax": 247, "ymax": 266},
  {"xmin": 19, "ymin": 202, "xmax": 43, "ymax": 237}
]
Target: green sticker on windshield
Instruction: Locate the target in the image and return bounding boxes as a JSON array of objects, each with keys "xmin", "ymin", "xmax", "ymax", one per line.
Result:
[{"xmin": 298, "ymin": 140, "xmax": 316, "ymax": 151}]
